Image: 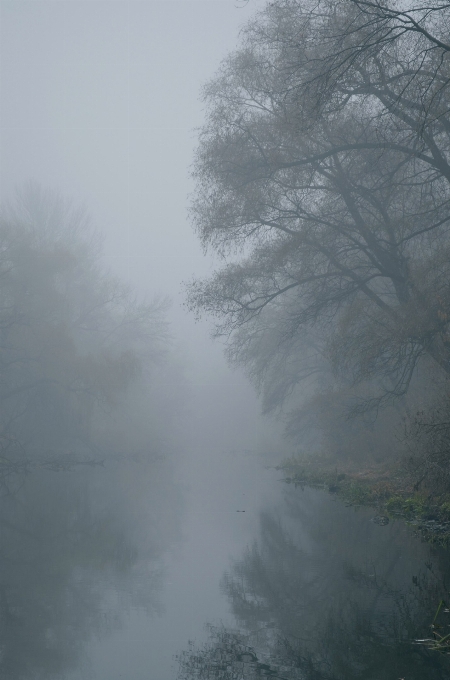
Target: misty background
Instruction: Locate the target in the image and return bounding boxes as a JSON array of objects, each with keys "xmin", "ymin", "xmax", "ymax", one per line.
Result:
[
  {"xmin": 0, "ymin": 3, "xmax": 286, "ymax": 678},
  {"xmin": 3, "ymin": 2, "xmax": 450, "ymax": 680},
  {"xmin": 0, "ymin": 0, "xmax": 272, "ymax": 452}
]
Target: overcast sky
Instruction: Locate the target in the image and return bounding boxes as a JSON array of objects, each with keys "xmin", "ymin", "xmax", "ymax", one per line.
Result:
[
  {"xmin": 0, "ymin": 0, "xmax": 257, "ymax": 315},
  {"xmin": 0, "ymin": 0, "xmax": 267, "ymax": 406}
]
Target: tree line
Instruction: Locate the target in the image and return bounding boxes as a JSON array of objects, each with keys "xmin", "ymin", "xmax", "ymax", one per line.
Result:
[
  {"xmin": 0, "ymin": 184, "xmax": 174, "ymax": 489},
  {"xmin": 187, "ymin": 0, "xmax": 450, "ymax": 479}
]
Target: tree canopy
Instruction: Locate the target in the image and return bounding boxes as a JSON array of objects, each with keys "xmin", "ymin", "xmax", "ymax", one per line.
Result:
[{"xmin": 187, "ymin": 0, "xmax": 450, "ymax": 421}]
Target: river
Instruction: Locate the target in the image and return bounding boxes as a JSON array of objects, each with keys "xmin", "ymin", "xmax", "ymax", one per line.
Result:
[{"xmin": 1, "ymin": 437, "xmax": 450, "ymax": 680}]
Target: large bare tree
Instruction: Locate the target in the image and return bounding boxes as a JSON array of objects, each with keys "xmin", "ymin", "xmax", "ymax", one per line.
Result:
[{"xmin": 188, "ymin": 0, "xmax": 450, "ymax": 408}]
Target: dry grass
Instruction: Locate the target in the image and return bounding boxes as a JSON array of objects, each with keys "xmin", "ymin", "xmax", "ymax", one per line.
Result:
[{"xmin": 277, "ymin": 454, "xmax": 450, "ymax": 547}]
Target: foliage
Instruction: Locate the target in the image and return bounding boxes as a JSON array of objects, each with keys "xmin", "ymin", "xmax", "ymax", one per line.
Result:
[
  {"xmin": 403, "ymin": 394, "xmax": 450, "ymax": 494},
  {"xmin": 187, "ymin": 0, "xmax": 450, "ymax": 454}
]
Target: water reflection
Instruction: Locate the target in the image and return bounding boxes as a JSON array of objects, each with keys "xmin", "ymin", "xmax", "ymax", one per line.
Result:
[
  {"xmin": 178, "ymin": 487, "xmax": 450, "ymax": 679},
  {"xmin": 4, "ymin": 449, "xmax": 450, "ymax": 679},
  {"xmin": 0, "ymin": 459, "xmax": 180, "ymax": 679}
]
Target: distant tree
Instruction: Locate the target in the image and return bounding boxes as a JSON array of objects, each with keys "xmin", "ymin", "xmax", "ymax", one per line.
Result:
[
  {"xmin": 0, "ymin": 184, "xmax": 169, "ymax": 477},
  {"xmin": 187, "ymin": 0, "xmax": 450, "ymax": 413}
]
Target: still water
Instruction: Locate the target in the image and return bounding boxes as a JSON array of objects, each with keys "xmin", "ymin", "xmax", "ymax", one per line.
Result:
[{"xmin": 1, "ymin": 445, "xmax": 450, "ymax": 679}]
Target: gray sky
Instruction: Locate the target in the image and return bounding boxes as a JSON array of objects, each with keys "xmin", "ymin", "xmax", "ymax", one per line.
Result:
[
  {"xmin": 0, "ymin": 0, "xmax": 257, "ymax": 300},
  {"xmin": 0, "ymin": 0, "xmax": 264, "ymax": 396}
]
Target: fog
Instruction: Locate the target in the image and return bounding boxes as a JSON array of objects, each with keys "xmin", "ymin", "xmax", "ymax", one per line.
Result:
[
  {"xmin": 2, "ymin": 1, "xmax": 450, "ymax": 679},
  {"xmin": 0, "ymin": 0, "xmax": 275, "ymax": 445},
  {"xmin": 1, "ymin": 1, "xmax": 248, "ymax": 298},
  {"xmin": 0, "ymin": 3, "xmax": 285, "ymax": 677}
]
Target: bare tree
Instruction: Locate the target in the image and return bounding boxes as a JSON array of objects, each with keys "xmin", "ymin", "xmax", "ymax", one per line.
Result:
[
  {"xmin": 0, "ymin": 184, "xmax": 169, "ymax": 480},
  {"xmin": 187, "ymin": 0, "xmax": 450, "ymax": 410}
]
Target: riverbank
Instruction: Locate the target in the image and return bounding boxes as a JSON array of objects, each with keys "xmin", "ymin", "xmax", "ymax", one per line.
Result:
[{"xmin": 278, "ymin": 456, "xmax": 450, "ymax": 547}]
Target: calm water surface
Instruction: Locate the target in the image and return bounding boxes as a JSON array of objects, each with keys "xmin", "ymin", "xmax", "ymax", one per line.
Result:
[{"xmin": 1, "ymin": 445, "xmax": 450, "ymax": 679}]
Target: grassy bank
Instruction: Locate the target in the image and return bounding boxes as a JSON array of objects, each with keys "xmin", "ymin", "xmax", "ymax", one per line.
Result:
[{"xmin": 277, "ymin": 456, "xmax": 450, "ymax": 547}]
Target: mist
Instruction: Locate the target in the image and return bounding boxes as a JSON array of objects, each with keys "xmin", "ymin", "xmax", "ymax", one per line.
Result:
[{"xmin": 1, "ymin": 1, "xmax": 450, "ymax": 679}]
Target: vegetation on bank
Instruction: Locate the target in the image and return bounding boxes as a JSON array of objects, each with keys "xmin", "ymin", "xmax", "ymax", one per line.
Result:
[
  {"xmin": 188, "ymin": 0, "xmax": 450, "ymax": 503},
  {"xmin": 277, "ymin": 455, "xmax": 450, "ymax": 547}
]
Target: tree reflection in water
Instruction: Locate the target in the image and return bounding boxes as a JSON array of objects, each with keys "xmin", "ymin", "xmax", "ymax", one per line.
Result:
[
  {"xmin": 177, "ymin": 489, "xmax": 450, "ymax": 679},
  {"xmin": 0, "ymin": 460, "xmax": 176, "ymax": 679},
  {"xmin": 177, "ymin": 625, "xmax": 302, "ymax": 680}
]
